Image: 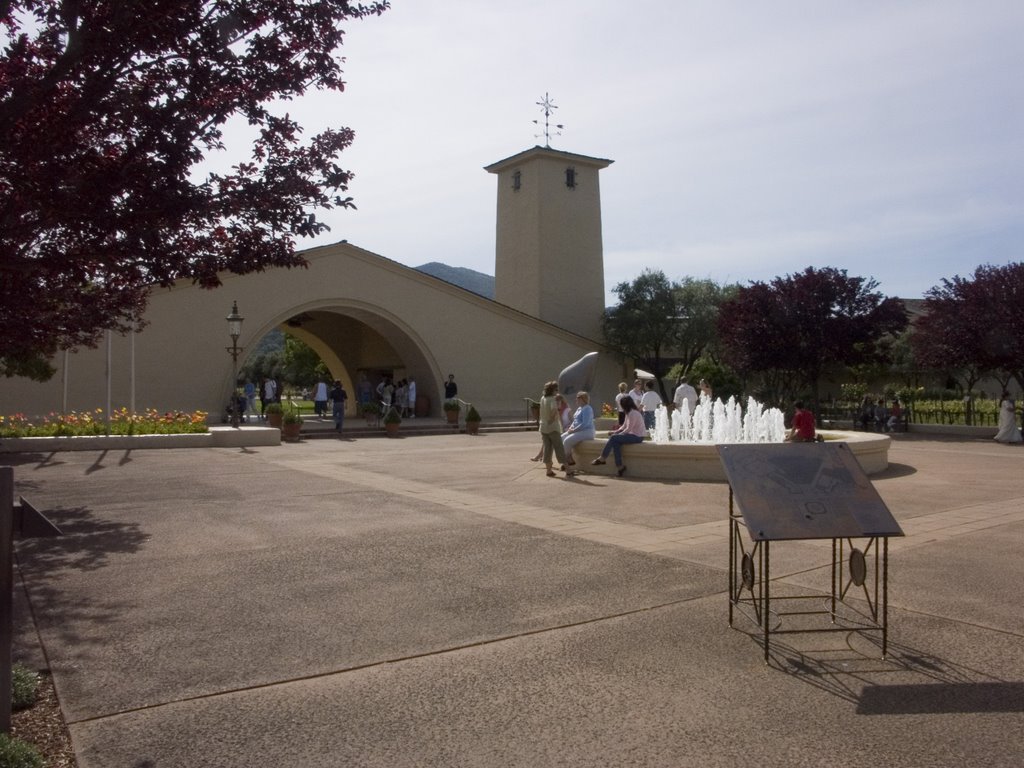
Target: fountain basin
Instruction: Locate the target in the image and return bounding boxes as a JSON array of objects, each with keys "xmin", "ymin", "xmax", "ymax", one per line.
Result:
[{"xmin": 571, "ymin": 431, "xmax": 890, "ymax": 481}]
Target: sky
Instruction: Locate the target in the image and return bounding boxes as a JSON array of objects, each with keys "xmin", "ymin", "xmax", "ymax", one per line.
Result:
[{"xmin": 241, "ymin": 0, "xmax": 1023, "ymax": 303}]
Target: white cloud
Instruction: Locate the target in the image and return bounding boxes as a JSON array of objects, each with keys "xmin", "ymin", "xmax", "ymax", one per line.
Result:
[{"xmin": 221, "ymin": 0, "xmax": 1024, "ymax": 301}]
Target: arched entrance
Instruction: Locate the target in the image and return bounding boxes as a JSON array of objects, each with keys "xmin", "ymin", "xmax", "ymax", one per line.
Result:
[{"xmin": 245, "ymin": 301, "xmax": 442, "ymax": 417}]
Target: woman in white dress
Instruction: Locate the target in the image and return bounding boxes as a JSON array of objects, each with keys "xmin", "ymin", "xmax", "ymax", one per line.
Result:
[{"xmin": 994, "ymin": 392, "xmax": 1022, "ymax": 444}]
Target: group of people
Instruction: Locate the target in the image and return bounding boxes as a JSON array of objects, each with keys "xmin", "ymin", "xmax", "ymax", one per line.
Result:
[
  {"xmin": 533, "ymin": 375, "xmax": 715, "ymax": 478},
  {"xmin": 857, "ymin": 396, "xmax": 903, "ymax": 432},
  {"xmin": 373, "ymin": 376, "xmax": 418, "ymax": 418},
  {"xmin": 533, "ymin": 381, "xmax": 596, "ymax": 477}
]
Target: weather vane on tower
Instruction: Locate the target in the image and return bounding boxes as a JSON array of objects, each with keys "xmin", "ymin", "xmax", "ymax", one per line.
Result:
[{"xmin": 533, "ymin": 92, "xmax": 564, "ymax": 148}]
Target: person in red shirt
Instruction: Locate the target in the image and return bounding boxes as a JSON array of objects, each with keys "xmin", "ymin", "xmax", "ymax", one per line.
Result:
[{"xmin": 786, "ymin": 401, "xmax": 817, "ymax": 442}]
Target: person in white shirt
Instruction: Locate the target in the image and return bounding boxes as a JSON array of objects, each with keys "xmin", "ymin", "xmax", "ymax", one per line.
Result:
[
  {"xmin": 407, "ymin": 377, "xmax": 417, "ymax": 418},
  {"xmin": 629, "ymin": 379, "xmax": 644, "ymax": 408},
  {"xmin": 673, "ymin": 378, "xmax": 698, "ymax": 420},
  {"xmin": 313, "ymin": 379, "xmax": 329, "ymax": 418},
  {"xmin": 639, "ymin": 380, "xmax": 662, "ymax": 430}
]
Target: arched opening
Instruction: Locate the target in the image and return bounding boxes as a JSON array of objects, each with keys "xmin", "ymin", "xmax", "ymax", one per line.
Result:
[{"xmin": 230, "ymin": 302, "xmax": 443, "ymax": 422}]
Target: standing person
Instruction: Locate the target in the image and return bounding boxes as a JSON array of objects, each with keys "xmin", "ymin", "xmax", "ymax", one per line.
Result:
[
  {"xmin": 640, "ymin": 380, "xmax": 662, "ymax": 430},
  {"xmin": 673, "ymin": 377, "xmax": 698, "ymax": 419},
  {"xmin": 330, "ymin": 380, "xmax": 348, "ymax": 434},
  {"xmin": 358, "ymin": 373, "xmax": 372, "ymax": 405},
  {"xmin": 629, "ymin": 379, "xmax": 644, "ymax": 408},
  {"xmin": 395, "ymin": 379, "xmax": 408, "ymax": 418},
  {"xmin": 263, "ymin": 378, "xmax": 278, "ymax": 417},
  {"xmin": 244, "ymin": 380, "xmax": 257, "ymax": 422},
  {"xmin": 614, "ymin": 382, "xmax": 629, "ymax": 426},
  {"xmin": 444, "ymin": 374, "xmax": 458, "ymax": 400},
  {"xmin": 561, "ymin": 391, "xmax": 595, "ymax": 468},
  {"xmin": 313, "ymin": 378, "xmax": 329, "ymax": 418},
  {"xmin": 401, "ymin": 376, "xmax": 413, "ymax": 417},
  {"xmin": 538, "ymin": 380, "xmax": 568, "ymax": 477},
  {"xmin": 591, "ymin": 396, "xmax": 644, "ymax": 477},
  {"xmin": 699, "ymin": 378, "xmax": 713, "ymax": 400},
  {"xmin": 786, "ymin": 401, "xmax": 817, "ymax": 442},
  {"xmin": 994, "ymin": 391, "xmax": 1022, "ymax": 444}
]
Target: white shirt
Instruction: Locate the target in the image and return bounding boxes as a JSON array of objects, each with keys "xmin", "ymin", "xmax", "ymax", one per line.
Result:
[
  {"xmin": 640, "ymin": 390, "xmax": 662, "ymax": 412},
  {"xmin": 673, "ymin": 383, "xmax": 698, "ymax": 413}
]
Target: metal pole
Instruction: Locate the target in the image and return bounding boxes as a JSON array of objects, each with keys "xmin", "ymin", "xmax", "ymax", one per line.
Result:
[
  {"xmin": 763, "ymin": 540, "xmax": 770, "ymax": 663},
  {"xmin": 728, "ymin": 487, "xmax": 734, "ymax": 627},
  {"xmin": 105, "ymin": 329, "xmax": 112, "ymax": 434},
  {"xmin": 62, "ymin": 349, "xmax": 69, "ymax": 415},
  {"xmin": 230, "ymin": 344, "xmax": 239, "ymax": 428},
  {"xmin": 130, "ymin": 328, "xmax": 136, "ymax": 416},
  {"xmin": 1, "ymin": 467, "xmax": 14, "ymax": 733}
]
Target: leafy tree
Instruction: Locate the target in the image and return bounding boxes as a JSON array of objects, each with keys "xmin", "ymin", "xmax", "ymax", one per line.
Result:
[
  {"xmin": 602, "ymin": 270, "xmax": 736, "ymax": 399},
  {"xmin": 281, "ymin": 333, "xmax": 328, "ymax": 389},
  {"xmin": 0, "ymin": 0, "xmax": 388, "ymax": 380},
  {"xmin": 601, "ymin": 269, "xmax": 679, "ymax": 398},
  {"xmin": 911, "ymin": 263, "xmax": 1024, "ymax": 420},
  {"xmin": 671, "ymin": 278, "xmax": 736, "ymax": 378},
  {"xmin": 718, "ymin": 267, "xmax": 907, "ymax": 413}
]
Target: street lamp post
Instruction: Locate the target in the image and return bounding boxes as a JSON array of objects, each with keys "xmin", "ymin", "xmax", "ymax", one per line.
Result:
[{"xmin": 226, "ymin": 301, "xmax": 244, "ymax": 428}]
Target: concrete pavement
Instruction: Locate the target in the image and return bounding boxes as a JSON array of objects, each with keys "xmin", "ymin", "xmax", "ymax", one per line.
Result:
[{"xmin": 7, "ymin": 432, "xmax": 1024, "ymax": 766}]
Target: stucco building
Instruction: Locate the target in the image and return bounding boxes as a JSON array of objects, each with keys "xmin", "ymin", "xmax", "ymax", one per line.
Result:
[{"xmin": 1, "ymin": 146, "xmax": 626, "ymax": 421}]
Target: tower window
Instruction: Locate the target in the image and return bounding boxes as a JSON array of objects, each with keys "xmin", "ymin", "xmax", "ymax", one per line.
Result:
[
  {"xmin": 512, "ymin": 170, "xmax": 521, "ymax": 191},
  {"xmin": 565, "ymin": 167, "xmax": 576, "ymax": 188}
]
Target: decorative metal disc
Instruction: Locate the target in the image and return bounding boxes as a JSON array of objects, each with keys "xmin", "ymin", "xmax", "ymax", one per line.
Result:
[
  {"xmin": 849, "ymin": 548, "xmax": 867, "ymax": 586},
  {"xmin": 741, "ymin": 553, "xmax": 755, "ymax": 590}
]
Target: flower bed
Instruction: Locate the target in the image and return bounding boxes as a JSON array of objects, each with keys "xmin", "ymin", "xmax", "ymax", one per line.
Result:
[{"xmin": 0, "ymin": 408, "xmax": 208, "ymax": 438}]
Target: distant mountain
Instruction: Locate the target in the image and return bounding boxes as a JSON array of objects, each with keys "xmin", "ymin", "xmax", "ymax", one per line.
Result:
[{"xmin": 415, "ymin": 262, "xmax": 495, "ymax": 299}]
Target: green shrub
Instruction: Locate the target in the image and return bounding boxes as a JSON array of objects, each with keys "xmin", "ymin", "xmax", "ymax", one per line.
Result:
[
  {"xmin": 465, "ymin": 405, "xmax": 481, "ymax": 422},
  {"xmin": 383, "ymin": 406, "xmax": 402, "ymax": 425},
  {"xmin": 0, "ymin": 733, "xmax": 43, "ymax": 768},
  {"xmin": 10, "ymin": 664, "xmax": 39, "ymax": 711}
]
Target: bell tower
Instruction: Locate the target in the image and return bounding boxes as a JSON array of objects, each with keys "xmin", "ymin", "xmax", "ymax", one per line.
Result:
[{"xmin": 484, "ymin": 146, "xmax": 613, "ymax": 340}]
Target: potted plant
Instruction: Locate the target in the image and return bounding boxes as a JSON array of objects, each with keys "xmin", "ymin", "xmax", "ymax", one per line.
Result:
[
  {"xmin": 360, "ymin": 400, "xmax": 381, "ymax": 426},
  {"xmin": 383, "ymin": 405, "xmax": 402, "ymax": 437},
  {"xmin": 281, "ymin": 405, "xmax": 303, "ymax": 442},
  {"xmin": 465, "ymin": 405, "xmax": 481, "ymax": 435},
  {"xmin": 265, "ymin": 402, "xmax": 284, "ymax": 429},
  {"xmin": 443, "ymin": 399, "xmax": 461, "ymax": 424}
]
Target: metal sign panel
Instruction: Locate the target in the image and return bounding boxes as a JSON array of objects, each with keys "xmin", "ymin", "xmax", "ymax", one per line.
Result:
[{"xmin": 718, "ymin": 443, "xmax": 903, "ymax": 541}]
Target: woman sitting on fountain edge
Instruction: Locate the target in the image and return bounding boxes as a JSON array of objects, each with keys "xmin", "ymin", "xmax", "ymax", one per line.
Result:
[{"xmin": 592, "ymin": 396, "xmax": 646, "ymax": 477}]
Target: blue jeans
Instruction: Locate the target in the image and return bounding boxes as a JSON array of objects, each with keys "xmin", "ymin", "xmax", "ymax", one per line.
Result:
[
  {"xmin": 333, "ymin": 403, "xmax": 345, "ymax": 431},
  {"xmin": 601, "ymin": 433, "xmax": 643, "ymax": 466}
]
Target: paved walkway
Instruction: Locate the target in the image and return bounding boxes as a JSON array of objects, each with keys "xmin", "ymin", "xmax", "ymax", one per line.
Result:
[{"xmin": 8, "ymin": 432, "xmax": 1024, "ymax": 766}]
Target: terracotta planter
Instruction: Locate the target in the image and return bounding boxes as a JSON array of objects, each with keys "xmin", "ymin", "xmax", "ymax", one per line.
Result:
[
  {"xmin": 385, "ymin": 422, "xmax": 400, "ymax": 437},
  {"xmin": 267, "ymin": 412, "xmax": 283, "ymax": 429},
  {"xmin": 281, "ymin": 421, "xmax": 302, "ymax": 442},
  {"xmin": 445, "ymin": 409, "xmax": 459, "ymax": 424},
  {"xmin": 466, "ymin": 420, "xmax": 480, "ymax": 435}
]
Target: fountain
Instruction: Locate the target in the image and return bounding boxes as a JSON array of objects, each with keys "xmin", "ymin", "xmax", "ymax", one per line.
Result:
[
  {"xmin": 651, "ymin": 396, "xmax": 786, "ymax": 446},
  {"xmin": 572, "ymin": 395, "xmax": 890, "ymax": 481}
]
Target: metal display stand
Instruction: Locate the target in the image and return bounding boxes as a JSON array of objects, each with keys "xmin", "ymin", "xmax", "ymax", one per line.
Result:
[{"xmin": 717, "ymin": 443, "xmax": 904, "ymax": 662}]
